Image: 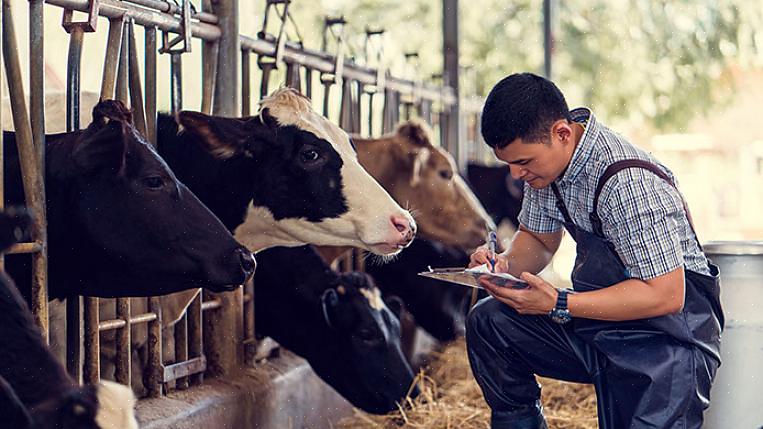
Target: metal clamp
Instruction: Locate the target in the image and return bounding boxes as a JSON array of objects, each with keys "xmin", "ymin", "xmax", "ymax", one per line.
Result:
[
  {"xmin": 62, "ymin": 0, "xmax": 100, "ymax": 33},
  {"xmin": 257, "ymin": 0, "xmax": 303, "ymax": 70},
  {"xmin": 320, "ymin": 16, "xmax": 346, "ymax": 85},
  {"xmin": 158, "ymin": 0, "xmax": 192, "ymax": 54}
]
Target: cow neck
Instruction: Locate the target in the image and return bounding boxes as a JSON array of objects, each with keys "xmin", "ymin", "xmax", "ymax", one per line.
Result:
[
  {"xmin": 0, "ymin": 272, "xmax": 75, "ymax": 408},
  {"xmin": 352, "ymin": 136, "xmax": 399, "ymax": 186},
  {"xmin": 156, "ymin": 113, "xmax": 255, "ymax": 233}
]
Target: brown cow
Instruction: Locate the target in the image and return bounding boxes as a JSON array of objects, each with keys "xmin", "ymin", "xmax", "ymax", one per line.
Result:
[{"xmin": 353, "ymin": 120, "xmax": 494, "ymax": 251}]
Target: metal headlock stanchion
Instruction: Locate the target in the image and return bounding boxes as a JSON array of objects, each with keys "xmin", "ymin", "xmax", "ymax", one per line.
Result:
[{"xmin": 319, "ymin": 15, "xmax": 345, "ymax": 119}]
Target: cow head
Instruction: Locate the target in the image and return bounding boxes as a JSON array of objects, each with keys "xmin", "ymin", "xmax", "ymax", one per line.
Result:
[
  {"xmin": 318, "ymin": 272, "xmax": 418, "ymax": 414},
  {"xmin": 354, "ymin": 120, "xmax": 494, "ymax": 251},
  {"xmin": 29, "ymin": 381, "xmax": 137, "ymax": 429},
  {"xmin": 46, "ymin": 100, "xmax": 255, "ymax": 297},
  {"xmin": 176, "ymin": 88, "xmax": 416, "ymax": 255}
]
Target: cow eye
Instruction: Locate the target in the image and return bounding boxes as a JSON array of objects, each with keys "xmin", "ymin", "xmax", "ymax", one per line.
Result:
[
  {"xmin": 439, "ymin": 169, "xmax": 453, "ymax": 180},
  {"xmin": 142, "ymin": 176, "xmax": 165, "ymax": 189},
  {"xmin": 300, "ymin": 149, "xmax": 320, "ymax": 163}
]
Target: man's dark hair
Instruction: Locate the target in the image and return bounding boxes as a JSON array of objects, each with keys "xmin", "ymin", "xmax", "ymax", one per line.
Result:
[{"xmin": 481, "ymin": 73, "xmax": 572, "ymax": 149}]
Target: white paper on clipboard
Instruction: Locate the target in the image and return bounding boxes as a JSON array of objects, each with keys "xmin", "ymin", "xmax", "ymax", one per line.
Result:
[{"xmin": 418, "ymin": 264, "xmax": 529, "ymax": 289}]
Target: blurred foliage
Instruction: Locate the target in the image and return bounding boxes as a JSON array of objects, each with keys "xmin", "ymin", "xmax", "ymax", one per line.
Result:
[{"xmin": 247, "ymin": 0, "xmax": 763, "ymax": 131}]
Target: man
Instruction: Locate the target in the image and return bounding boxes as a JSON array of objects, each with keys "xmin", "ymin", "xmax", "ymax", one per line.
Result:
[{"xmin": 466, "ymin": 73, "xmax": 723, "ymax": 429}]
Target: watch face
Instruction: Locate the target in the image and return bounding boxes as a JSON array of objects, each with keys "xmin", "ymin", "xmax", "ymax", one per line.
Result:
[{"xmin": 551, "ymin": 309, "xmax": 572, "ymax": 324}]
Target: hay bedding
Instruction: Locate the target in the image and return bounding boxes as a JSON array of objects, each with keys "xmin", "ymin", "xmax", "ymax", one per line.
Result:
[{"xmin": 337, "ymin": 338, "xmax": 598, "ymax": 429}]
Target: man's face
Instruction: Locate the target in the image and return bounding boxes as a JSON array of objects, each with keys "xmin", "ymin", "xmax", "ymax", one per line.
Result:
[{"xmin": 493, "ymin": 120, "xmax": 575, "ymax": 189}]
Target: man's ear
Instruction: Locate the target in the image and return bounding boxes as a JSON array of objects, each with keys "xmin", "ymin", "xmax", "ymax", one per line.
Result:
[
  {"xmin": 71, "ymin": 120, "xmax": 128, "ymax": 176},
  {"xmin": 178, "ymin": 109, "xmax": 278, "ymax": 159},
  {"xmin": 552, "ymin": 119, "xmax": 573, "ymax": 144}
]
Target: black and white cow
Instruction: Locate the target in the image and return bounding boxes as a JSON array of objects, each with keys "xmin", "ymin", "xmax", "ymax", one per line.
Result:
[
  {"xmin": 465, "ymin": 162, "xmax": 524, "ymax": 228},
  {"xmin": 254, "ymin": 245, "xmax": 417, "ymax": 414},
  {"xmin": 4, "ymin": 100, "xmax": 255, "ymax": 299},
  {"xmin": 365, "ymin": 238, "xmax": 473, "ymax": 342},
  {"xmin": 158, "ymin": 88, "xmax": 416, "ymax": 254},
  {"xmin": 0, "ymin": 208, "xmax": 138, "ymax": 429}
]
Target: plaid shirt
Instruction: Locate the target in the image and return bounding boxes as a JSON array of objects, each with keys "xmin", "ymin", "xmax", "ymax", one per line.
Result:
[{"xmin": 518, "ymin": 108, "xmax": 710, "ymax": 279}]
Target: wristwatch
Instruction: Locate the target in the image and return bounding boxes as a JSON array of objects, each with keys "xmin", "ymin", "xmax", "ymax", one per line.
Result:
[{"xmin": 549, "ymin": 289, "xmax": 573, "ymax": 324}]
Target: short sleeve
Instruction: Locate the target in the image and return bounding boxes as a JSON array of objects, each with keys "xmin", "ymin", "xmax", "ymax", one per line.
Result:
[{"xmin": 598, "ymin": 170, "xmax": 685, "ymax": 280}]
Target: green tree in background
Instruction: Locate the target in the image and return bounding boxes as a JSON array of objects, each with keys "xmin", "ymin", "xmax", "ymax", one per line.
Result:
[{"xmin": 252, "ymin": 0, "xmax": 763, "ymax": 131}]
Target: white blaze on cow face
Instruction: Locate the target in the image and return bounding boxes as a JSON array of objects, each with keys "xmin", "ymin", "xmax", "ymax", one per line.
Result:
[
  {"xmin": 235, "ymin": 88, "xmax": 416, "ymax": 255},
  {"xmin": 94, "ymin": 380, "xmax": 138, "ymax": 429}
]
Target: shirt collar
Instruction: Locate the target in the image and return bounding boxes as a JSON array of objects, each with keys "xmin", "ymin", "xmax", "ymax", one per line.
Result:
[{"xmin": 557, "ymin": 107, "xmax": 599, "ymax": 185}]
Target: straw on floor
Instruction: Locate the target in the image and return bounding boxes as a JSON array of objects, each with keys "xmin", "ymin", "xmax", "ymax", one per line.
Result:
[{"xmin": 337, "ymin": 338, "xmax": 598, "ymax": 429}]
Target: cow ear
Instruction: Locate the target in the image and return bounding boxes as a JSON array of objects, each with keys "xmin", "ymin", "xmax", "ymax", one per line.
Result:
[
  {"xmin": 384, "ymin": 295, "xmax": 405, "ymax": 319},
  {"xmin": 178, "ymin": 110, "xmax": 276, "ymax": 160},
  {"xmin": 71, "ymin": 119, "xmax": 128, "ymax": 176},
  {"xmin": 396, "ymin": 120, "xmax": 432, "ymax": 147},
  {"xmin": 407, "ymin": 147, "xmax": 430, "ymax": 187},
  {"xmin": 0, "ymin": 376, "xmax": 32, "ymax": 429}
]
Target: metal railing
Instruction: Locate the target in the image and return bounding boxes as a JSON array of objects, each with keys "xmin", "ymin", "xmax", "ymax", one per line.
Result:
[{"xmin": 2, "ymin": 0, "xmax": 470, "ymax": 404}]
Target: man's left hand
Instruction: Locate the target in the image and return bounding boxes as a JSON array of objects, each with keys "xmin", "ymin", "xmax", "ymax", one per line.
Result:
[{"xmin": 479, "ymin": 272, "xmax": 558, "ymax": 315}]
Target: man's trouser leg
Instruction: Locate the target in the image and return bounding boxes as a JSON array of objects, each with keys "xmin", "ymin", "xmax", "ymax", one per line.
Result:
[{"xmin": 465, "ymin": 297, "xmax": 597, "ymax": 429}]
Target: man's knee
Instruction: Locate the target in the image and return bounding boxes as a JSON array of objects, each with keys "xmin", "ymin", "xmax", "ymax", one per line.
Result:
[{"xmin": 466, "ymin": 297, "xmax": 514, "ymax": 341}]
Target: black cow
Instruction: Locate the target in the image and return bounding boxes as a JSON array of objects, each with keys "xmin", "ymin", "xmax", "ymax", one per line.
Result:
[
  {"xmin": 3, "ymin": 100, "xmax": 255, "ymax": 299},
  {"xmin": 366, "ymin": 238, "xmax": 473, "ymax": 342},
  {"xmin": 466, "ymin": 162, "xmax": 524, "ymax": 228},
  {"xmin": 254, "ymin": 245, "xmax": 417, "ymax": 414},
  {"xmin": 156, "ymin": 88, "xmax": 415, "ymax": 256},
  {"xmin": 0, "ymin": 208, "xmax": 138, "ymax": 429}
]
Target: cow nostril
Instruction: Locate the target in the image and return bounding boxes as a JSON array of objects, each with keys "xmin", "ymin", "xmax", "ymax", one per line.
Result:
[
  {"xmin": 237, "ymin": 248, "xmax": 257, "ymax": 274},
  {"xmin": 390, "ymin": 215, "xmax": 409, "ymax": 234}
]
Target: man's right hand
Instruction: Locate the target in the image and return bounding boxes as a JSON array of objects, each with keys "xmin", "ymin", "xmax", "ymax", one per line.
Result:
[{"xmin": 469, "ymin": 246, "xmax": 510, "ymax": 273}]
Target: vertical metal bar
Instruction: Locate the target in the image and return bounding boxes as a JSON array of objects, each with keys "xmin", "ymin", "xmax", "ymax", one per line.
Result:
[
  {"xmin": 170, "ymin": 53, "xmax": 183, "ymax": 113},
  {"xmin": 145, "ymin": 26, "xmax": 157, "ymax": 146},
  {"xmin": 322, "ymin": 81, "xmax": 331, "ymax": 118},
  {"xmin": 188, "ymin": 293, "xmax": 202, "ymax": 385},
  {"xmin": 174, "ymin": 314, "xmax": 188, "ymax": 389},
  {"xmin": 259, "ymin": 62, "xmax": 274, "ymax": 100},
  {"xmin": 116, "ymin": 20, "xmax": 129, "ymax": 105},
  {"xmin": 367, "ymin": 92, "xmax": 375, "ymax": 136},
  {"xmin": 83, "ymin": 297, "xmax": 99, "ymax": 384},
  {"xmin": 147, "ymin": 296, "xmax": 162, "ymax": 397},
  {"xmin": 127, "ymin": 19, "xmax": 147, "ymax": 136},
  {"xmin": 212, "ymin": 0, "xmax": 239, "ymax": 116},
  {"xmin": 201, "ymin": 41, "xmax": 218, "ymax": 114},
  {"xmin": 243, "ymin": 278, "xmax": 254, "ymax": 365},
  {"xmin": 1, "ymin": 0, "xmax": 5, "ymax": 273},
  {"xmin": 100, "ymin": 17, "xmax": 124, "ymax": 100},
  {"xmin": 339, "ymin": 79, "xmax": 352, "ymax": 132},
  {"xmin": 304, "ymin": 68, "xmax": 312, "ymax": 100},
  {"xmin": 115, "ymin": 298, "xmax": 131, "ymax": 385},
  {"xmin": 27, "ymin": 0, "xmax": 49, "ymax": 343},
  {"xmin": 443, "ymin": 0, "xmax": 461, "ymax": 165},
  {"xmin": 285, "ymin": 61, "xmax": 300, "ymax": 91},
  {"xmin": 66, "ymin": 297, "xmax": 82, "ymax": 381},
  {"xmin": 543, "ymin": 0, "xmax": 554, "ymax": 79},
  {"xmin": 241, "ymin": 50, "xmax": 251, "ymax": 116}
]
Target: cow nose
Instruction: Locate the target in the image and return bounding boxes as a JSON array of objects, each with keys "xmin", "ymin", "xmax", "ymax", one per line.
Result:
[
  {"xmin": 236, "ymin": 248, "xmax": 257, "ymax": 277},
  {"xmin": 390, "ymin": 215, "xmax": 416, "ymax": 242}
]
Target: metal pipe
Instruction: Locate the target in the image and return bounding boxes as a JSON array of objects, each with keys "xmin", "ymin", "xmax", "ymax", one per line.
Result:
[
  {"xmin": 98, "ymin": 311, "xmax": 157, "ymax": 331},
  {"xmin": 240, "ymin": 35, "xmax": 456, "ymax": 106},
  {"xmin": 116, "ymin": 21, "xmax": 129, "ymax": 104},
  {"xmin": 241, "ymin": 50, "xmax": 251, "ymax": 116},
  {"xmin": 259, "ymin": 62, "xmax": 274, "ymax": 100},
  {"xmin": 48, "ymin": 0, "xmax": 221, "ymax": 42},
  {"xmin": 304, "ymin": 67, "xmax": 312, "ymax": 100},
  {"xmin": 211, "ymin": 0, "xmax": 238, "ymax": 116},
  {"xmin": 147, "ymin": 296, "xmax": 162, "ymax": 397},
  {"xmin": 201, "ymin": 41, "xmax": 218, "ymax": 114},
  {"xmin": 29, "ymin": 0, "xmax": 44, "ymax": 160},
  {"xmin": 66, "ymin": 28, "xmax": 84, "ymax": 131},
  {"xmin": 4, "ymin": 242, "xmax": 43, "ymax": 254},
  {"xmin": 100, "ymin": 17, "xmax": 124, "ymax": 100},
  {"xmin": 243, "ymin": 279, "xmax": 254, "ymax": 365},
  {"xmin": 3, "ymin": 0, "xmax": 48, "ymax": 339},
  {"xmin": 170, "ymin": 52, "xmax": 183, "ymax": 113},
  {"xmin": 145, "ymin": 26, "xmax": 157, "ymax": 145},
  {"xmin": 115, "ymin": 298, "xmax": 131, "ymax": 385},
  {"xmin": 174, "ymin": 313, "xmax": 188, "ymax": 389},
  {"xmin": 83, "ymin": 297, "xmax": 99, "ymax": 384},
  {"xmin": 188, "ymin": 293, "xmax": 202, "ymax": 385},
  {"xmin": 127, "ymin": 19, "xmax": 147, "ymax": 135},
  {"xmin": 122, "ymin": 0, "xmax": 219, "ymax": 24}
]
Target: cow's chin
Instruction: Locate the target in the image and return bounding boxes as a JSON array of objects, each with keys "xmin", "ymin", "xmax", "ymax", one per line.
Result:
[{"xmin": 366, "ymin": 242, "xmax": 407, "ymax": 256}]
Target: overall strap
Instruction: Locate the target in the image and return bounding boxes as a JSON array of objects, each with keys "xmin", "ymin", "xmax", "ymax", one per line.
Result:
[
  {"xmin": 550, "ymin": 183, "xmax": 575, "ymax": 224},
  {"xmin": 591, "ymin": 159, "xmax": 702, "ymax": 249}
]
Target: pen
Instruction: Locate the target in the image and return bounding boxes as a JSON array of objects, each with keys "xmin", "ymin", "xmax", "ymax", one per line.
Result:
[{"xmin": 487, "ymin": 230, "xmax": 497, "ymax": 273}]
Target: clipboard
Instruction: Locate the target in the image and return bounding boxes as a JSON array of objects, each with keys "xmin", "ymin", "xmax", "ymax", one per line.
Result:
[{"xmin": 418, "ymin": 265, "xmax": 529, "ymax": 289}]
